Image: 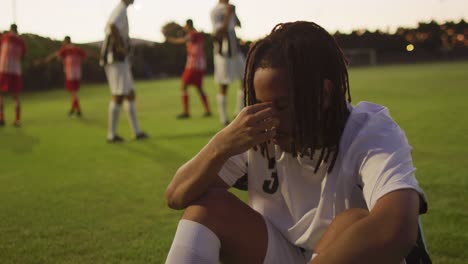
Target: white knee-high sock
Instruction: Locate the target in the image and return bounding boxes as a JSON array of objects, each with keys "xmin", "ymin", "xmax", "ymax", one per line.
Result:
[
  {"xmin": 108, "ymin": 101, "xmax": 121, "ymax": 139},
  {"xmin": 216, "ymin": 94, "xmax": 227, "ymax": 124},
  {"xmin": 234, "ymin": 89, "xmax": 245, "ymax": 115},
  {"xmin": 125, "ymin": 101, "xmax": 142, "ymax": 136},
  {"xmin": 165, "ymin": 220, "xmax": 221, "ymax": 264}
]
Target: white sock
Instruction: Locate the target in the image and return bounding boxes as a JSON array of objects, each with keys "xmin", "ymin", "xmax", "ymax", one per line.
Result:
[
  {"xmin": 234, "ymin": 89, "xmax": 245, "ymax": 115},
  {"xmin": 165, "ymin": 220, "xmax": 221, "ymax": 264},
  {"xmin": 216, "ymin": 94, "xmax": 228, "ymax": 124},
  {"xmin": 125, "ymin": 101, "xmax": 142, "ymax": 136},
  {"xmin": 108, "ymin": 101, "xmax": 120, "ymax": 139}
]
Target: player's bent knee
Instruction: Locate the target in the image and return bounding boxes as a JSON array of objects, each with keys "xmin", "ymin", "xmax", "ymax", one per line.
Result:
[
  {"xmin": 181, "ymin": 189, "xmax": 244, "ymax": 234},
  {"xmin": 182, "ymin": 188, "xmax": 237, "ymax": 219}
]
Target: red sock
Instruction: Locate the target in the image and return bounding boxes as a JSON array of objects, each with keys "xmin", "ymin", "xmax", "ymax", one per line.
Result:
[
  {"xmin": 0, "ymin": 104, "xmax": 4, "ymax": 121},
  {"xmin": 15, "ymin": 104, "xmax": 20, "ymax": 122},
  {"xmin": 182, "ymin": 92, "xmax": 189, "ymax": 114},
  {"xmin": 201, "ymin": 93, "xmax": 210, "ymax": 113},
  {"xmin": 72, "ymin": 97, "xmax": 80, "ymax": 112}
]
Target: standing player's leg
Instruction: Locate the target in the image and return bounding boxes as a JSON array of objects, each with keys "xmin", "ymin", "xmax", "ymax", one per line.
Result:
[
  {"xmin": 214, "ymin": 55, "xmax": 230, "ymax": 126},
  {"xmin": 108, "ymin": 95, "xmax": 124, "ymax": 142},
  {"xmin": 196, "ymin": 85, "xmax": 211, "ymax": 117},
  {"xmin": 0, "ymin": 92, "xmax": 5, "ymax": 126},
  {"xmin": 234, "ymin": 85, "xmax": 245, "ymax": 116},
  {"xmin": 177, "ymin": 70, "xmax": 190, "ymax": 119},
  {"xmin": 124, "ymin": 90, "xmax": 147, "ymax": 140},
  {"xmin": 120, "ymin": 62, "xmax": 147, "ymax": 140},
  {"xmin": 12, "ymin": 92, "xmax": 21, "ymax": 127},
  {"xmin": 67, "ymin": 80, "xmax": 81, "ymax": 117},
  {"xmin": 105, "ymin": 64, "xmax": 124, "ymax": 142},
  {"xmin": 194, "ymin": 71, "xmax": 211, "ymax": 117},
  {"xmin": 72, "ymin": 90, "xmax": 82, "ymax": 116},
  {"xmin": 0, "ymin": 74, "xmax": 6, "ymax": 126},
  {"xmin": 71, "ymin": 90, "xmax": 81, "ymax": 116},
  {"xmin": 166, "ymin": 188, "xmax": 268, "ymax": 264},
  {"xmin": 216, "ymin": 84, "xmax": 229, "ymax": 126},
  {"xmin": 177, "ymin": 83, "xmax": 190, "ymax": 119},
  {"xmin": 66, "ymin": 80, "xmax": 74, "ymax": 116},
  {"xmin": 11, "ymin": 75, "xmax": 22, "ymax": 127}
]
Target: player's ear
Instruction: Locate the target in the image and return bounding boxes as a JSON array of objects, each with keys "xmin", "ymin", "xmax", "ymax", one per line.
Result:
[{"xmin": 322, "ymin": 79, "xmax": 333, "ymax": 110}]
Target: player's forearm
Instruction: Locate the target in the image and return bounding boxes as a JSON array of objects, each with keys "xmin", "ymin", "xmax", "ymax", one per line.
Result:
[
  {"xmin": 311, "ymin": 218, "xmax": 408, "ymax": 263},
  {"xmin": 311, "ymin": 191, "xmax": 419, "ymax": 264},
  {"xmin": 165, "ymin": 134, "xmax": 230, "ymax": 210},
  {"xmin": 43, "ymin": 53, "xmax": 57, "ymax": 64},
  {"xmin": 167, "ymin": 37, "xmax": 185, "ymax": 45}
]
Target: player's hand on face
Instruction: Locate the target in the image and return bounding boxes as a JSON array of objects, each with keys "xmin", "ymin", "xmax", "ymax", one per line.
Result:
[{"xmin": 215, "ymin": 102, "xmax": 279, "ymax": 157}]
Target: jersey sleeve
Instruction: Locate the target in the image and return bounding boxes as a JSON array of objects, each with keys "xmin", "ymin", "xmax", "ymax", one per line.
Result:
[
  {"xmin": 211, "ymin": 6, "xmax": 226, "ymax": 32},
  {"xmin": 218, "ymin": 152, "xmax": 248, "ymax": 186},
  {"xmin": 108, "ymin": 9, "xmax": 122, "ymax": 25},
  {"xmin": 357, "ymin": 115, "xmax": 427, "ymax": 213},
  {"xmin": 106, "ymin": 4, "xmax": 125, "ymax": 33}
]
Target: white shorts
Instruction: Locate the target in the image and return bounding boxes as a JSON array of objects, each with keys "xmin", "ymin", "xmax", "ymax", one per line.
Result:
[
  {"xmin": 213, "ymin": 53, "xmax": 245, "ymax": 85},
  {"xmin": 104, "ymin": 62, "xmax": 134, "ymax": 96},
  {"xmin": 263, "ymin": 218, "xmax": 311, "ymax": 264}
]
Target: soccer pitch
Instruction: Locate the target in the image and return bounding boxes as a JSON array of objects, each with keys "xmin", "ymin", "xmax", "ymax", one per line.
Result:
[{"xmin": 1, "ymin": 61, "xmax": 467, "ymax": 263}]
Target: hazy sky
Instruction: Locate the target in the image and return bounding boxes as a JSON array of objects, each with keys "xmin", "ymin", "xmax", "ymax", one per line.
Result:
[{"xmin": 1, "ymin": 0, "xmax": 467, "ymax": 43}]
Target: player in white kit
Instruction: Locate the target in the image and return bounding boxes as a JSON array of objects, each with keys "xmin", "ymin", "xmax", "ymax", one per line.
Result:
[
  {"xmin": 211, "ymin": 0, "xmax": 246, "ymax": 126},
  {"xmin": 165, "ymin": 21, "xmax": 431, "ymax": 264},
  {"xmin": 100, "ymin": 0, "xmax": 147, "ymax": 143}
]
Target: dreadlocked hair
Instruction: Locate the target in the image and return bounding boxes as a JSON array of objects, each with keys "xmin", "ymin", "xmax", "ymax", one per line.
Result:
[{"xmin": 244, "ymin": 21, "xmax": 351, "ymax": 173}]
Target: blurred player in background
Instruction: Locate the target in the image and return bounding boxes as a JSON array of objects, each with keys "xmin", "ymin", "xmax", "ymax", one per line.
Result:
[
  {"xmin": 210, "ymin": 0, "xmax": 245, "ymax": 126},
  {"xmin": 39, "ymin": 36, "xmax": 87, "ymax": 117},
  {"xmin": 167, "ymin": 19, "xmax": 212, "ymax": 119},
  {"xmin": 100, "ymin": 0, "xmax": 147, "ymax": 143},
  {"xmin": 0, "ymin": 24, "xmax": 26, "ymax": 127}
]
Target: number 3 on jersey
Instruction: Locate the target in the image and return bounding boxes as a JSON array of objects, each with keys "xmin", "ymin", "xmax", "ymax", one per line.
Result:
[{"xmin": 263, "ymin": 158, "xmax": 279, "ymax": 194}]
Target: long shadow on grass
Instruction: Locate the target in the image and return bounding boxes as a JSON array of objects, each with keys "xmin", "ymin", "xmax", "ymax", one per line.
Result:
[
  {"xmin": 113, "ymin": 140, "xmax": 188, "ymax": 168},
  {"xmin": 0, "ymin": 128, "xmax": 39, "ymax": 154},
  {"xmin": 76, "ymin": 116, "xmax": 107, "ymax": 130}
]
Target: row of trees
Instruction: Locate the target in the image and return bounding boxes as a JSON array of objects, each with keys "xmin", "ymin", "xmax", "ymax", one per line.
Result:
[
  {"xmin": 335, "ymin": 20, "xmax": 468, "ymax": 64},
  {"xmin": 12, "ymin": 20, "xmax": 468, "ymax": 92}
]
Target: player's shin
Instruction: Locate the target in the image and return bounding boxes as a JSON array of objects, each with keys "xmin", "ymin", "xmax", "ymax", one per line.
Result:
[
  {"xmin": 165, "ymin": 219, "xmax": 220, "ymax": 264},
  {"xmin": 108, "ymin": 101, "xmax": 121, "ymax": 139},
  {"xmin": 216, "ymin": 94, "xmax": 228, "ymax": 125}
]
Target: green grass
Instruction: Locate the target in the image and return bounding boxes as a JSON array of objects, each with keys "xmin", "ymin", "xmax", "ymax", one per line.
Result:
[{"xmin": 1, "ymin": 61, "xmax": 467, "ymax": 263}]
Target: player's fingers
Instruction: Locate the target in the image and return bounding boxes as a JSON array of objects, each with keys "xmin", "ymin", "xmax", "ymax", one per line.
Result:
[
  {"xmin": 245, "ymin": 101, "xmax": 274, "ymax": 115},
  {"xmin": 253, "ymin": 117, "xmax": 280, "ymax": 132},
  {"xmin": 252, "ymin": 105, "xmax": 277, "ymax": 121},
  {"xmin": 254, "ymin": 126, "xmax": 277, "ymax": 144}
]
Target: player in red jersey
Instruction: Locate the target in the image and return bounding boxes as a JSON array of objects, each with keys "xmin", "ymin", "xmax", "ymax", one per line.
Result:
[
  {"xmin": 40, "ymin": 36, "xmax": 88, "ymax": 117},
  {"xmin": 0, "ymin": 24, "xmax": 26, "ymax": 127},
  {"xmin": 167, "ymin": 19, "xmax": 212, "ymax": 119}
]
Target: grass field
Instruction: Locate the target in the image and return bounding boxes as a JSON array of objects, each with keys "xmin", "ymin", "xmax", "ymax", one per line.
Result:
[{"xmin": 1, "ymin": 61, "xmax": 467, "ymax": 263}]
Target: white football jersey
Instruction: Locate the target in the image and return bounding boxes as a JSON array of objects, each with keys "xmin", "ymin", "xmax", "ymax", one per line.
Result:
[
  {"xmin": 218, "ymin": 101, "xmax": 427, "ymax": 255},
  {"xmin": 210, "ymin": 3, "xmax": 241, "ymax": 57},
  {"xmin": 106, "ymin": 2, "xmax": 129, "ymax": 40}
]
